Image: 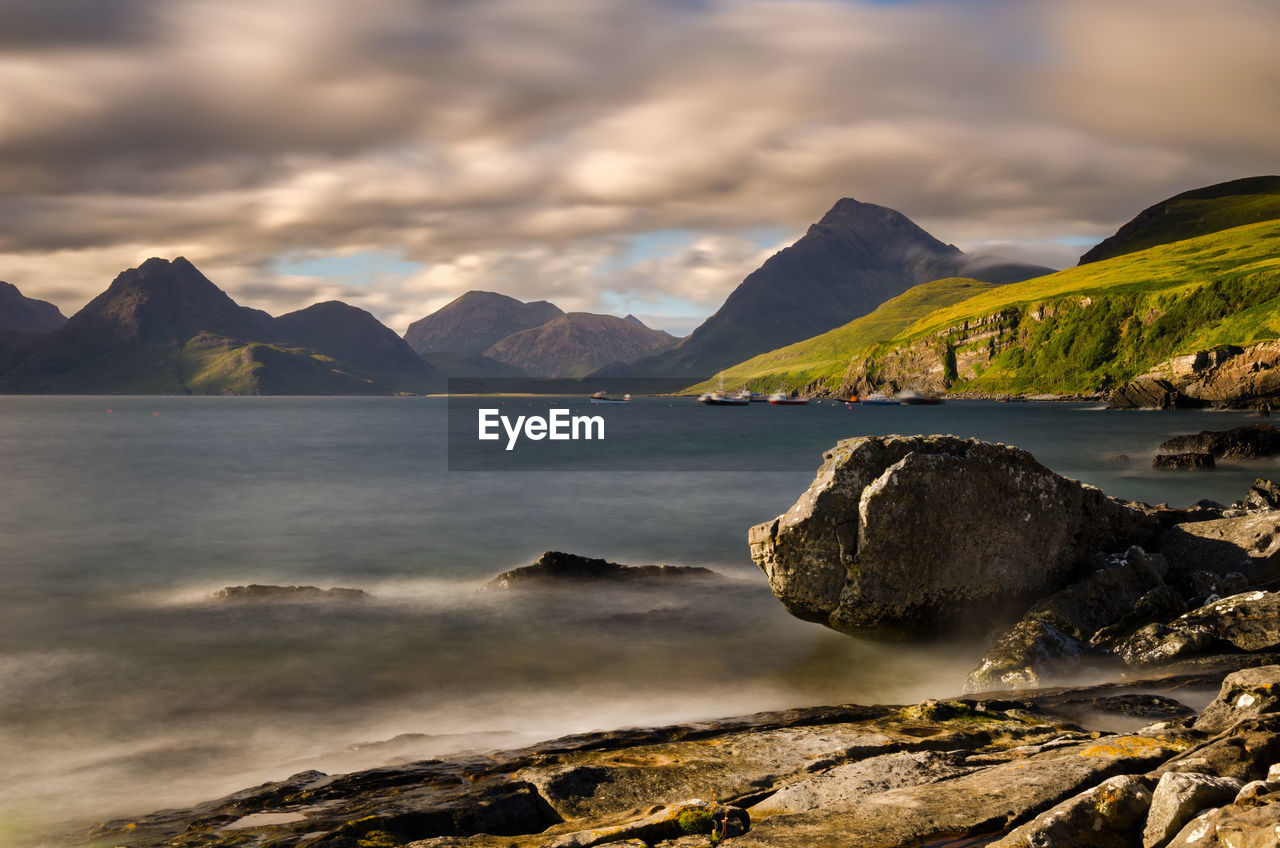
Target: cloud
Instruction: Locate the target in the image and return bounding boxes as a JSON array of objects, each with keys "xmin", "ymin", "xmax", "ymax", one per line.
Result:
[{"xmin": 0, "ymin": 0, "xmax": 1276, "ymax": 329}]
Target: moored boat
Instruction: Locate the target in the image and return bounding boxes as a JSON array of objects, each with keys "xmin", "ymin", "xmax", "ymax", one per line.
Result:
[
  {"xmin": 699, "ymin": 391, "xmax": 749, "ymax": 406},
  {"xmin": 860, "ymin": 392, "xmax": 898, "ymax": 405},
  {"xmin": 589, "ymin": 391, "xmax": 631, "ymax": 404},
  {"xmin": 767, "ymin": 391, "xmax": 809, "ymax": 405},
  {"xmin": 897, "ymin": 389, "xmax": 944, "ymax": 405}
]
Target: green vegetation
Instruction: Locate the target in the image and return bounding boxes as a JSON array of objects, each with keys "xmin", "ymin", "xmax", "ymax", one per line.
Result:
[
  {"xmin": 684, "ymin": 278, "xmax": 1002, "ymax": 393},
  {"xmin": 1081, "ymin": 175, "xmax": 1280, "ymax": 262},
  {"xmin": 689, "ymin": 213, "xmax": 1280, "ymax": 397}
]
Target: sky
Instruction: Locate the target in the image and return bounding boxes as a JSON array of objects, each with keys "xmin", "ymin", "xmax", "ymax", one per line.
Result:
[{"xmin": 0, "ymin": 0, "xmax": 1277, "ymax": 336}]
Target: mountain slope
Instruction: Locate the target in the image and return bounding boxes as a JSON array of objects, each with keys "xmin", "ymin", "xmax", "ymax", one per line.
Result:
[
  {"xmin": 1079, "ymin": 175, "xmax": 1280, "ymax": 264},
  {"xmin": 484, "ymin": 312, "xmax": 677, "ymax": 378},
  {"xmin": 0, "ymin": 281, "xmax": 66, "ymax": 334},
  {"xmin": 276, "ymin": 301, "xmax": 438, "ymax": 392},
  {"xmin": 834, "ymin": 217, "xmax": 1280, "ymax": 397},
  {"xmin": 696, "ymin": 177, "xmax": 1280, "ymax": 399},
  {"xmin": 602, "ymin": 198, "xmax": 1053, "ymax": 380},
  {"xmin": 684, "ymin": 277, "xmax": 1002, "ymax": 393},
  {"xmin": 404, "ymin": 291, "xmax": 563, "ymax": 355},
  {"xmin": 0, "ymin": 258, "xmax": 441, "ymax": 394}
]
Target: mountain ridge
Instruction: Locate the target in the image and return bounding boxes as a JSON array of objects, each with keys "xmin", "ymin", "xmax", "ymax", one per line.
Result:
[
  {"xmin": 596, "ymin": 198, "xmax": 1054, "ymax": 380},
  {"xmin": 0, "ymin": 258, "xmax": 441, "ymax": 394}
]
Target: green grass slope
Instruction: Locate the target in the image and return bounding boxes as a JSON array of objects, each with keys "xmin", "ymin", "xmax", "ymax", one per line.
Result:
[
  {"xmin": 684, "ymin": 277, "xmax": 1003, "ymax": 393},
  {"xmin": 688, "ymin": 217, "xmax": 1280, "ymax": 397},
  {"xmin": 892, "ymin": 218, "xmax": 1280, "ymax": 394},
  {"xmin": 1079, "ymin": 175, "xmax": 1280, "ymax": 264}
]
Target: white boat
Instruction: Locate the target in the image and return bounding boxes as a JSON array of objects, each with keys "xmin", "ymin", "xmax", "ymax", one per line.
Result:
[
  {"xmin": 699, "ymin": 391, "xmax": 749, "ymax": 406},
  {"xmin": 699, "ymin": 376, "xmax": 750, "ymax": 405},
  {"xmin": 860, "ymin": 392, "xmax": 898, "ymax": 405},
  {"xmin": 589, "ymin": 391, "xmax": 631, "ymax": 404},
  {"xmin": 767, "ymin": 391, "xmax": 809, "ymax": 405},
  {"xmin": 897, "ymin": 389, "xmax": 944, "ymax": 405}
]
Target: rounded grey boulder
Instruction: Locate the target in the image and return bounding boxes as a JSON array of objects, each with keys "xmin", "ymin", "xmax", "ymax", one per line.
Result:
[{"xmin": 748, "ymin": 435, "xmax": 1160, "ymax": 637}]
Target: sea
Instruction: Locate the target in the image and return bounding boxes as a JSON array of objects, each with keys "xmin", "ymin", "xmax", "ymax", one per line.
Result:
[{"xmin": 0, "ymin": 395, "xmax": 1272, "ymax": 846}]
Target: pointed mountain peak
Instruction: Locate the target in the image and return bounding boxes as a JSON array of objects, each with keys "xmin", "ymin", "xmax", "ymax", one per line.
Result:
[
  {"xmin": 404, "ymin": 290, "xmax": 565, "ymax": 355},
  {"xmin": 76, "ymin": 256, "xmax": 272, "ymax": 345},
  {"xmin": 813, "ymin": 198, "xmax": 961, "ymax": 256},
  {"xmin": 623, "ymin": 314, "xmax": 648, "ymax": 329}
]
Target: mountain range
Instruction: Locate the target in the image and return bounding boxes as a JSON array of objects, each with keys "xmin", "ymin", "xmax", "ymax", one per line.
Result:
[
  {"xmin": 2, "ymin": 178, "xmax": 1274, "ymax": 396},
  {"xmin": 403, "ymin": 290, "xmax": 677, "ymax": 378},
  {"xmin": 0, "ymin": 258, "xmax": 441, "ymax": 394}
]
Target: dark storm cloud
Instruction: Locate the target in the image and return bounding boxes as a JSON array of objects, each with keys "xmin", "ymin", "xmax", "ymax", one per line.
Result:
[
  {"xmin": 0, "ymin": 0, "xmax": 1276, "ymax": 329},
  {"xmin": 0, "ymin": 0, "xmax": 159, "ymax": 49}
]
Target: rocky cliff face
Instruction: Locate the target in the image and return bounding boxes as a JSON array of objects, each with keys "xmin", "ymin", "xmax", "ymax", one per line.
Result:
[{"xmin": 1109, "ymin": 341, "xmax": 1280, "ymax": 409}]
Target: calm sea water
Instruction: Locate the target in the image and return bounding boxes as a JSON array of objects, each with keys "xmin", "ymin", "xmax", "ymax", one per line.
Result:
[{"xmin": 0, "ymin": 395, "xmax": 1272, "ymax": 845}]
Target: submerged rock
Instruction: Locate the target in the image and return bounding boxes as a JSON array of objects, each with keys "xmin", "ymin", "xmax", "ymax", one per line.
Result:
[
  {"xmin": 485, "ymin": 551, "xmax": 719, "ymax": 589},
  {"xmin": 212, "ymin": 584, "xmax": 367, "ymax": 601},
  {"xmin": 748, "ymin": 435, "xmax": 1158, "ymax": 637}
]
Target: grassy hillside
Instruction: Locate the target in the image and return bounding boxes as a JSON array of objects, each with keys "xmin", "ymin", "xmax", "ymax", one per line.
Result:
[
  {"xmin": 689, "ymin": 217, "xmax": 1280, "ymax": 397},
  {"xmin": 900, "ymin": 218, "xmax": 1280, "ymax": 394},
  {"xmin": 1079, "ymin": 175, "xmax": 1280, "ymax": 263},
  {"xmin": 685, "ymin": 277, "xmax": 1003, "ymax": 392}
]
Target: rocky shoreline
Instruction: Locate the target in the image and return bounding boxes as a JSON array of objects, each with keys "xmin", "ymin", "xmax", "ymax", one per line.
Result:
[{"xmin": 82, "ymin": 433, "xmax": 1280, "ymax": 848}]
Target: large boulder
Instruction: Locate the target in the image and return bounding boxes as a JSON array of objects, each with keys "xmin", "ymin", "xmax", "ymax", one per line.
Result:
[{"xmin": 748, "ymin": 435, "xmax": 1159, "ymax": 636}]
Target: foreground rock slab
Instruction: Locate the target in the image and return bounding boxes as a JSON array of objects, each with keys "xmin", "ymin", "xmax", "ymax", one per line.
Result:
[
  {"xmin": 731, "ymin": 734, "xmax": 1185, "ymax": 848},
  {"xmin": 748, "ymin": 435, "xmax": 1158, "ymax": 636}
]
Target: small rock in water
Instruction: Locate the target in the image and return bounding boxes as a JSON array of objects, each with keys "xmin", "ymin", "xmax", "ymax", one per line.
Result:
[
  {"xmin": 485, "ymin": 551, "xmax": 719, "ymax": 590},
  {"xmin": 212, "ymin": 584, "xmax": 367, "ymax": 602},
  {"xmin": 1152, "ymin": 452, "xmax": 1215, "ymax": 471}
]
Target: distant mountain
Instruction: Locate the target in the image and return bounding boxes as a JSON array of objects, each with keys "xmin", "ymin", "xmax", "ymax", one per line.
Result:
[
  {"xmin": 1080, "ymin": 175, "xmax": 1280, "ymax": 265},
  {"xmin": 403, "ymin": 291, "xmax": 563, "ymax": 355},
  {"xmin": 276, "ymin": 301, "xmax": 437, "ymax": 391},
  {"xmin": 0, "ymin": 257, "xmax": 441, "ymax": 394},
  {"xmin": 0, "ymin": 281, "xmax": 68, "ymax": 375},
  {"xmin": 0, "ymin": 281, "xmax": 66, "ymax": 334},
  {"xmin": 598, "ymin": 198, "xmax": 1054, "ymax": 380},
  {"xmin": 484, "ymin": 312, "xmax": 677, "ymax": 378}
]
